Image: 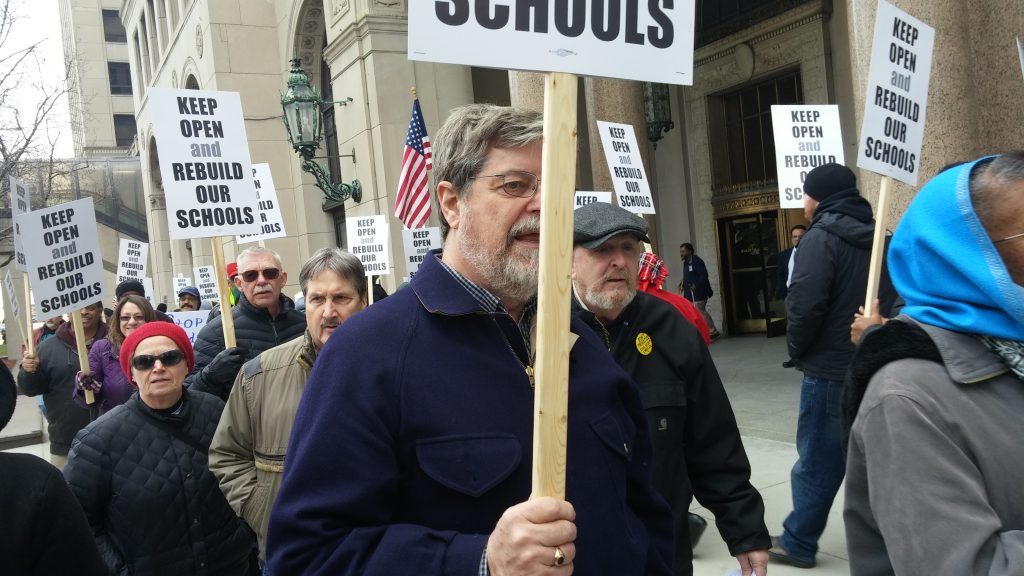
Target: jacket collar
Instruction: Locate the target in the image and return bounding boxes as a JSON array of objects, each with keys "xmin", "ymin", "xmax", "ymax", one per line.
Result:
[
  {"xmin": 909, "ymin": 317, "xmax": 1010, "ymax": 384},
  {"xmin": 411, "ymin": 249, "xmax": 494, "ymax": 316},
  {"xmin": 296, "ymin": 331, "xmax": 318, "ymax": 372}
]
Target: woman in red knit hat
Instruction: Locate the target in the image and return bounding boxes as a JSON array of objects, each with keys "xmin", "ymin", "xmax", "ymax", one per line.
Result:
[{"xmin": 63, "ymin": 322, "xmax": 258, "ymax": 575}]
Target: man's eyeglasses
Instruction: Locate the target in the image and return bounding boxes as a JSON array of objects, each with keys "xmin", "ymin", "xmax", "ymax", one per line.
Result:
[
  {"xmin": 468, "ymin": 170, "xmax": 540, "ymax": 198},
  {"xmin": 993, "ymin": 232, "xmax": 1024, "ymax": 244},
  {"xmin": 131, "ymin": 349, "xmax": 186, "ymax": 371},
  {"xmin": 240, "ymin": 268, "xmax": 281, "ymax": 282}
]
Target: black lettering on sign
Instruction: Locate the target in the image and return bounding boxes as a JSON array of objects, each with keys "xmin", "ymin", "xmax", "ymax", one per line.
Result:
[
  {"xmin": 435, "ymin": 0, "xmax": 469, "ymax": 25},
  {"xmin": 555, "ymin": 0, "xmax": 585, "ymax": 36},
  {"xmin": 516, "ymin": 0, "xmax": 547, "ymax": 32},
  {"xmin": 176, "ymin": 97, "xmax": 219, "ymax": 115}
]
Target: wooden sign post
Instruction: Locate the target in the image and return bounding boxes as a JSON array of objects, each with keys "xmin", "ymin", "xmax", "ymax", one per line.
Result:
[
  {"xmin": 211, "ymin": 239, "xmax": 237, "ymax": 348},
  {"xmin": 71, "ymin": 310, "xmax": 95, "ymax": 405}
]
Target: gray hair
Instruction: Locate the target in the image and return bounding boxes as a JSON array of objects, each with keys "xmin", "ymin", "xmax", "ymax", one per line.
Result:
[
  {"xmin": 430, "ymin": 104, "xmax": 544, "ymax": 238},
  {"xmin": 971, "ymin": 151, "xmax": 1024, "ymax": 229},
  {"xmin": 299, "ymin": 247, "xmax": 367, "ymax": 300},
  {"xmin": 237, "ymin": 246, "xmax": 283, "ymax": 269}
]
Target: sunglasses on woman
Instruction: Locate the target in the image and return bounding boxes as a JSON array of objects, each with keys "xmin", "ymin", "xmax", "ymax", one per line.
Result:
[
  {"xmin": 131, "ymin": 350, "xmax": 186, "ymax": 371},
  {"xmin": 239, "ymin": 268, "xmax": 281, "ymax": 283}
]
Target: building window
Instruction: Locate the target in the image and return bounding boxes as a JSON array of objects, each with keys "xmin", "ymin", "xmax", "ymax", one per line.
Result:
[
  {"xmin": 103, "ymin": 10, "xmax": 127, "ymax": 43},
  {"xmin": 108, "ymin": 62, "xmax": 133, "ymax": 95},
  {"xmin": 709, "ymin": 71, "xmax": 802, "ymax": 191},
  {"xmin": 113, "ymin": 114, "xmax": 137, "ymax": 147}
]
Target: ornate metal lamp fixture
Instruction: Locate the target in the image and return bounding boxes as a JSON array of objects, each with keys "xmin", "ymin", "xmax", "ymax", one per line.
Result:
[
  {"xmin": 281, "ymin": 58, "xmax": 361, "ymax": 203},
  {"xmin": 643, "ymin": 82, "xmax": 675, "ymax": 149}
]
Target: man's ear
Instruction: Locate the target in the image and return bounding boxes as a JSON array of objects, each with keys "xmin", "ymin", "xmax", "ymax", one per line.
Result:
[{"xmin": 437, "ymin": 181, "xmax": 462, "ymax": 231}]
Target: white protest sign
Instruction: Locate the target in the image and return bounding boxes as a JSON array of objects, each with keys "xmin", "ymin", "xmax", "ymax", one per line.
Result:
[
  {"xmin": 193, "ymin": 265, "xmax": 219, "ymax": 304},
  {"xmin": 9, "ymin": 175, "xmax": 32, "ymax": 272},
  {"xmin": 4, "ymin": 270, "xmax": 20, "ymax": 321},
  {"xmin": 401, "ymin": 227, "xmax": 441, "ymax": 277},
  {"xmin": 574, "ymin": 191, "xmax": 612, "ymax": 210},
  {"xmin": 115, "ymin": 239, "xmax": 149, "ymax": 283},
  {"xmin": 142, "ymin": 277, "xmax": 155, "ymax": 304},
  {"xmin": 172, "ymin": 275, "xmax": 192, "ymax": 296},
  {"xmin": 345, "ymin": 215, "xmax": 390, "ymax": 275},
  {"xmin": 17, "ymin": 197, "xmax": 106, "ymax": 318},
  {"xmin": 596, "ymin": 121, "xmax": 655, "ymax": 214},
  {"xmin": 165, "ymin": 310, "xmax": 207, "ymax": 345},
  {"xmin": 409, "ymin": 2, "xmax": 696, "ymax": 85},
  {"xmin": 149, "ymin": 88, "xmax": 261, "ymax": 239},
  {"xmin": 856, "ymin": 0, "xmax": 935, "ymax": 186},
  {"xmin": 770, "ymin": 105, "xmax": 845, "ymax": 209},
  {"xmin": 236, "ymin": 163, "xmax": 286, "ymax": 244}
]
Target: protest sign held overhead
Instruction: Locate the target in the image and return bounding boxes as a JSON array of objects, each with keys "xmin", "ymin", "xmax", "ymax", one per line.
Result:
[
  {"xmin": 401, "ymin": 227, "xmax": 440, "ymax": 277},
  {"xmin": 409, "ymin": 1, "xmax": 696, "ymax": 85},
  {"xmin": 597, "ymin": 121, "xmax": 656, "ymax": 214},
  {"xmin": 771, "ymin": 105, "xmax": 845, "ymax": 209},
  {"xmin": 856, "ymin": 0, "xmax": 934, "ymax": 186},
  {"xmin": 116, "ymin": 239, "xmax": 149, "ymax": 283},
  {"xmin": 18, "ymin": 197, "xmax": 106, "ymax": 317},
  {"xmin": 149, "ymin": 88, "xmax": 262, "ymax": 239},
  {"xmin": 574, "ymin": 191, "xmax": 612, "ymax": 209},
  {"xmin": 9, "ymin": 175, "xmax": 32, "ymax": 272},
  {"xmin": 236, "ymin": 163, "xmax": 286, "ymax": 244},
  {"xmin": 142, "ymin": 277, "xmax": 155, "ymax": 304},
  {"xmin": 193, "ymin": 265, "xmax": 219, "ymax": 304},
  {"xmin": 346, "ymin": 215, "xmax": 390, "ymax": 275}
]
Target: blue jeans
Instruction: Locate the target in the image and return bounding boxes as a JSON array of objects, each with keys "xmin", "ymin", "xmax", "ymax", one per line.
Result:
[{"xmin": 780, "ymin": 375, "xmax": 846, "ymax": 563}]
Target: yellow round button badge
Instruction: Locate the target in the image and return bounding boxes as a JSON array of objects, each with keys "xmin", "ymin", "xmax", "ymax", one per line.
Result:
[{"xmin": 636, "ymin": 332, "xmax": 653, "ymax": 355}]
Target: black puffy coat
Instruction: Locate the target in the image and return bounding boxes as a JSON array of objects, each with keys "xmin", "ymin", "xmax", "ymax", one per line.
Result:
[
  {"xmin": 64, "ymin": 390, "xmax": 256, "ymax": 576},
  {"xmin": 186, "ymin": 293, "xmax": 305, "ymax": 400},
  {"xmin": 786, "ymin": 190, "xmax": 874, "ymax": 381}
]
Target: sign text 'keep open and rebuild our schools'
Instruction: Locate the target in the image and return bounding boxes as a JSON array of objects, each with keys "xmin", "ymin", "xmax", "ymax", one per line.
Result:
[
  {"xmin": 856, "ymin": 0, "xmax": 934, "ymax": 186},
  {"xmin": 770, "ymin": 105, "xmax": 845, "ymax": 209},
  {"xmin": 116, "ymin": 239, "xmax": 150, "ymax": 284},
  {"xmin": 17, "ymin": 197, "xmax": 106, "ymax": 317},
  {"xmin": 236, "ymin": 163, "xmax": 286, "ymax": 244},
  {"xmin": 402, "ymin": 227, "xmax": 441, "ymax": 277},
  {"xmin": 149, "ymin": 88, "xmax": 262, "ymax": 239},
  {"xmin": 597, "ymin": 121, "xmax": 656, "ymax": 214},
  {"xmin": 346, "ymin": 215, "xmax": 390, "ymax": 275}
]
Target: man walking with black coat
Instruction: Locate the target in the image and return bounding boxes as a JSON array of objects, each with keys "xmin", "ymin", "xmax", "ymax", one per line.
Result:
[{"xmin": 770, "ymin": 163, "xmax": 875, "ymax": 568}]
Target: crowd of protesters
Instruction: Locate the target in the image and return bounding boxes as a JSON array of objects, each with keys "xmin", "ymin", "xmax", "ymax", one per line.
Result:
[{"xmin": 5, "ymin": 104, "xmax": 1022, "ymax": 576}]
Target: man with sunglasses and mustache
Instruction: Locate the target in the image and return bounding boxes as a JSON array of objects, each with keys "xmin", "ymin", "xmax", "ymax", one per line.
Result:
[
  {"xmin": 571, "ymin": 202, "xmax": 769, "ymax": 576},
  {"xmin": 268, "ymin": 104, "xmax": 672, "ymax": 575},
  {"xmin": 209, "ymin": 248, "xmax": 368, "ymax": 573},
  {"xmin": 186, "ymin": 246, "xmax": 306, "ymax": 401}
]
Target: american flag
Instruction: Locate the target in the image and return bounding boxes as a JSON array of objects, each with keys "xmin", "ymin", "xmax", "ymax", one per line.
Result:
[{"xmin": 394, "ymin": 99, "xmax": 433, "ymax": 229}]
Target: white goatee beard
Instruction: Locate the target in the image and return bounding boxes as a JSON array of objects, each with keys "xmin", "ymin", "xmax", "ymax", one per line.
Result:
[{"xmin": 458, "ymin": 206, "xmax": 540, "ymax": 304}]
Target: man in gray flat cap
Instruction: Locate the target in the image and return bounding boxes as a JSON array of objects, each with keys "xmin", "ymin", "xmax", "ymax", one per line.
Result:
[{"xmin": 572, "ymin": 201, "xmax": 770, "ymax": 576}]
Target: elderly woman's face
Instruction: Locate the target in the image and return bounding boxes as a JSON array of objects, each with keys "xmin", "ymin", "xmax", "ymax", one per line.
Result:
[{"xmin": 131, "ymin": 335, "xmax": 187, "ymax": 409}]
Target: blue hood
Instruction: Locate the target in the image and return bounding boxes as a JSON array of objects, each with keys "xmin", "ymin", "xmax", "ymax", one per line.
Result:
[{"xmin": 889, "ymin": 156, "xmax": 1024, "ymax": 340}]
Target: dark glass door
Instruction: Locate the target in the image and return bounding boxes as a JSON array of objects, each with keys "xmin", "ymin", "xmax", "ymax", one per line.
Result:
[{"xmin": 717, "ymin": 211, "xmax": 782, "ymax": 334}]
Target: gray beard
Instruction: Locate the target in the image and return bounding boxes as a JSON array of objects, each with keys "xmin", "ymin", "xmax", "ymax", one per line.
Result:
[
  {"xmin": 579, "ymin": 282, "xmax": 636, "ymax": 316},
  {"xmin": 458, "ymin": 210, "xmax": 540, "ymax": 304}
]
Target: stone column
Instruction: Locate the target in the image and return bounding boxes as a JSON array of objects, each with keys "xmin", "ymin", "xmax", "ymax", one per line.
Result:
[
  {"xmin": 584, "ymin": 78, "xmax": 659, "ymax": 250},
  {"xmin": 508, "ymin": 71, "xmax": 545, "ymax": 111}
]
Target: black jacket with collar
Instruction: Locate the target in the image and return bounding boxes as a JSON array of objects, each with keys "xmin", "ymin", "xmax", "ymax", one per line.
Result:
[
  {"xmin": 786, "ymin": 191, "xmax": 875, "ymax": 381},
  {"xmin": 575, "ymin": 291, "xmax": 769, "ymax": 572}
]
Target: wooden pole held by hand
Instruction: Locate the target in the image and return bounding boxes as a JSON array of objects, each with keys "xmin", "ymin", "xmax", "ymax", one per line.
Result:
[
  {"xmin": 71, "ymin": 310, "xmax": 95, "ymax": 405},
  {"xmin": 211, "ymin": 238, "xmax": 237, "ymax": 348},
  {"xmin": 864, "ymin": 176, "xmax": 892, "ymax": 311},
  {"xmin": 531, "ymin": 72, "xmax": 578, "ymax": 500},
  {"xmin": 22, "ymin": 274, "xmax": 34, "ymax": 356}
]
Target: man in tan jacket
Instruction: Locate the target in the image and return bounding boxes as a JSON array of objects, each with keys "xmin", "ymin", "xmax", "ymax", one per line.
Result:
[{"xmin": 209, "ymin": 248, "xmax": 368, "ymax": 568}]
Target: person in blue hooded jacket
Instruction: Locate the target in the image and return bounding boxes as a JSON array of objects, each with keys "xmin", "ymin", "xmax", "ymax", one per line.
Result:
[{"xmin": 843, "ymin": 152, "xmax": 1024, "ymax": 575}]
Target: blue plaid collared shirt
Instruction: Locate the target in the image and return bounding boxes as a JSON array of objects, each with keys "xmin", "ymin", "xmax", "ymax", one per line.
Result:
[{"xmin": 436, "ymin": 255, "xmax": 536, "ymax": 355}]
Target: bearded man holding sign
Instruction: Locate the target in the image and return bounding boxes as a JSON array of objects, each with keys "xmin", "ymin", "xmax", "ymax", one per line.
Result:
[{"xmin": 268, "ymin": 104, "xmax": 672, "ymax": 575}]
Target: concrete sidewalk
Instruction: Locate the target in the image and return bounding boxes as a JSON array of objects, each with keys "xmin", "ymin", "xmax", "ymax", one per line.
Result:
[{"xmin": 693, "ymin": 334, "xmax": 848, "ymax": 575}]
